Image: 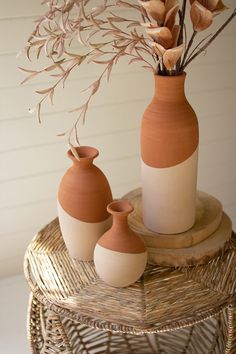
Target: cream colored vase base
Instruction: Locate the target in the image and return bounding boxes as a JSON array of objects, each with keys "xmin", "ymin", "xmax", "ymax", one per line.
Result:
[
  {"xmin": 94, "ymin": 244, "xmax": 147, "ymax": 287},
  {"xmin": 141, "ymin": 149, "xmax": 198, "ymax": 234},
  {"xmin": 123, "ymin": 189, "xmax": 232, "ymax": 267},
  {"xmin": 57, "ymin": 201, "xmax": 112, "ymax": 261}
]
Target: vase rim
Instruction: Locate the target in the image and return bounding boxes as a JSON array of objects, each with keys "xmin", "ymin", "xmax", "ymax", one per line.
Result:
[
  {"xmin": 67, "ymin": 145, "xmax": 99, "ymax": 162},
  {"xmin": 107, "ymin": 200, "xmax": 134, "ymax": 216},
  {"xmin": 154, "ymin": 71, "xmax": 186, "ymax": 78}
]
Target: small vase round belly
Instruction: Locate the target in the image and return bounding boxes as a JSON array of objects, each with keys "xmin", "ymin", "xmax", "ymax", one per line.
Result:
[
  {"xmin": 57, "ymin": 146, "xmax": 113, "ymax": 261},
  {"xmin": 141, "ymin": 73, "xmax": 199, "ymax": 234},
  {"xmin": 94, "ymin": 200, "xmax": 147, "ymax": 288}
]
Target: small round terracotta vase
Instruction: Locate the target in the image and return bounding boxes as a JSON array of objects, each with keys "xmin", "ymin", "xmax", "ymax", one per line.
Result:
[
  {"xmin": 141, "ymin": 73, "xmax": 199, "ymax": 234},
  {"xmin": 57, "ymin": 146, "xmax": 113, "ymax": 261},
  {"xmin": 94, "ymin": 200, "xmax": 147, "ymax": 287}
]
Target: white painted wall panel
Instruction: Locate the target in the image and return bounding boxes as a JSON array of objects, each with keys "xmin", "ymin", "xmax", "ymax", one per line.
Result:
[
  {"xmin": 1, "ymin": 1, "xmax": 236, "ymax": 277},
  {"xmin": 0, "ymin": 71, "xmax": 151, "ymax": 120},
  {"xmin": 0, "ymin": 99, "xmax": 145, "ymax": 151},
  {"xmin": 0, "ymin": 18, "xmax": 35, "ymax": 55},
  {"xmin": 0, "ymin": 2, "xmax": 42, "ymax": 19},
  {"xmin": 0, "ymin": 199, "xmax": 57, "ymax": 241}
]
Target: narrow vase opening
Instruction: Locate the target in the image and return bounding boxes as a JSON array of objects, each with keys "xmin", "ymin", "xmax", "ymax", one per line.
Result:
[
  {"xmin": 107, "ymin": 200, "xmax": 134, "ymax": 216},
  {"xmin": 67, "ymin": 146, "xmax": 99, "ymax": 166}
]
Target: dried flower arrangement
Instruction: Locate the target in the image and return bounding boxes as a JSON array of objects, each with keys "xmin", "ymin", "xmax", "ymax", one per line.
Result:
[{"xmin": 20, "ymin": 0, "xmax": 236, "ymax": 142}]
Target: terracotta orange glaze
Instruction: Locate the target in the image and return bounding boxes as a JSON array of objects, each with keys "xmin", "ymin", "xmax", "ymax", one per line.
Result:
[
  {"xmin": 98, "ymin": 200, "xmax": 146, "ymax": 253},
  {"xmin": 141, "ymin": 73, "xmax": 199, "ymax": 168},
  {"xmin": 58, "ymin": 146, "xmax": 113, "ymax": 222}
]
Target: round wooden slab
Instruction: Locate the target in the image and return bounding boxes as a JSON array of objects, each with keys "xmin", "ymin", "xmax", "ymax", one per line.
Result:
[
  {"xmin": 122, "ymin": 188, "xmax": 232, "ymax": 266},
  {"xmin": 147, "ymin": 213, "xmax": 232, "ymax": 267},
  {"xmin": 123, "ymin": 189, "xmax": 223, "ymax": 249}
]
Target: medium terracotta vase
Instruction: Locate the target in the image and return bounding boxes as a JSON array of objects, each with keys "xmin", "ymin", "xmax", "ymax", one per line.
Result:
[
  {"xmin": 141, "ymin": 73, "xmax": 199, "ymax": 234},
  {"xmin": 57, "ymin": 146, "xmax": 113, "ymax": 261},
  {"xmin": 94, "ymin": 200, "xmax": 147, "ymax": 287}
]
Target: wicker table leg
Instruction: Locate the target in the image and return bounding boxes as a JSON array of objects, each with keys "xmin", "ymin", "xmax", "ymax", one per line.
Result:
[
  {"xmin": 41, "ymin": 311, "xmax": 73, "ymax": 354},
  {"xmin": 225, "ymin": 303, "xmax": 236, "ymax": 354},
  {"xmin": 27, "ymin": 293, "xmax": 45, "ymax": 354},
  {"xmin": 27, "ymin": 294, "xmax": 73, "ymax": 354}
]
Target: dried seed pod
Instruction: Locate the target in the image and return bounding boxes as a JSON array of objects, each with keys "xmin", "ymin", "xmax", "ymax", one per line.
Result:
[
  {"xmin": 164, "ymin": 3, "xmax": 179, "ymax": 30},
  {"xmin": 165, "ymin": 0, "xmax": 179, "ymax": 14},
  {"xmin": 163, "ymin": 44, "xmax": 184, "ymax": 70},
  {"xmin": 189, "ymin": 0, "xmax": 227, "ymax": 12},
  {"xmin": 151, "ymin": 42, "xmax": 166, "ymax": 56},
  {"xmin": 190, "ymin": 0, "xmax": 218, "ymax": 11},
  {"xmin": 146, "ymin": 26, "xmax": 173, "ymax": 49},
  {"xmin": 139, "ymin": 0, "xmax": 166, "ymax": 23},
  {"xmin": 172, "ymin": 24, "xmax": 180, "ymax": 47},
  {"xmin": 214, "ymin": 0, "xmax": 228, "ymax": 13},
  {"xmin": 190, "ymin": 1, "xmax": 213, "ymax": 31}
]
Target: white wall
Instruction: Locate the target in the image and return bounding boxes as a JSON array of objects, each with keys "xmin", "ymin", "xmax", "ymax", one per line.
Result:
[{"xmin": 1, "ymin": 1, "xmax": 236, "ymax": 277}]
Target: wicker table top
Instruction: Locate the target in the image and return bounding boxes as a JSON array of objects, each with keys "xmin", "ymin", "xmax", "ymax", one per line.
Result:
[{"xmin": 24, "ymin": 217, "xmax": 236, "ymax": 335}]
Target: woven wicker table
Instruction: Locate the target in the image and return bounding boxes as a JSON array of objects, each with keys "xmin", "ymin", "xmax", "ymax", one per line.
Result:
[{"xmin": 24, "ymin": 218, "xmax": 236, "ymax": 354}]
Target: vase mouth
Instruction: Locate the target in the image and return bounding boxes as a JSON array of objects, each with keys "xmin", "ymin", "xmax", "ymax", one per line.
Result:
[
  {"xmin": 107, "ymin": 200, "xmax": 134, "ymax": 216},
  {"xmin": 154, "ymin": 71, "xmax": 186, "ymax": 78},
  {"xmin": 67, "ymin": 146, "xmax": 99, "ymax": 162}
]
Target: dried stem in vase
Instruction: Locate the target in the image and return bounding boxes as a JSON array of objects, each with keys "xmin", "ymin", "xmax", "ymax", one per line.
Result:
[{"xmin": 19, "ymin": 0, "xmax": 236, "ymax": 142}]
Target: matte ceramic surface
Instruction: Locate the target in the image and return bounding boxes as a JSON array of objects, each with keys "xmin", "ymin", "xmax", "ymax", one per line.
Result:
[
  {"xmin": 94, "ymin": 200, "xmax": 147, "ymax": 287},
  {"xmin": 141, "ymin": 148, "xmax": 198, "ymax": 234},
  {"xmin": 57, "ymin": 146, "xmax": 113, "ymax": 261},
  {"xmin": 98, "ymin": 200, "xmax": 146, "ymax": 253},
  {"xmin": 94, "ymin": 244, "xmax": 147, "ymax": 287},
  {"xmin": 140, "ymin": 74, "xmax": 199, "ymax": 234},
  {"xmin": 58, "ymin": 146, "xmax": 112, "ymax": 223},
  {"xmin": 57, "ymin": 201, "xmax": 112, "ymax": 261},
  {"xmin": 141, "ymin": 73, "xmax": 199, "ymax": 168}
]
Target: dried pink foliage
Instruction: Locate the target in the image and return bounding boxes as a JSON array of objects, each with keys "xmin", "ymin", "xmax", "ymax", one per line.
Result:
[{"xmin": 20, "ymin": 0, "xmax": 236, "ymax": 141}]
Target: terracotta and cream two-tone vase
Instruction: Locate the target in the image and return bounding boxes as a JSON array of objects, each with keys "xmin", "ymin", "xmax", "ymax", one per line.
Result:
[
  {"xmin": 141, "ymin": 73, "xmax": 199, "ymax": 234},
  {"xmin": 94, "ymin": 200, "xmax": 147, "ymax": 287},
  {"xmin": 57, "ymin": 146, "xmax": 113, "ymax": 261}
]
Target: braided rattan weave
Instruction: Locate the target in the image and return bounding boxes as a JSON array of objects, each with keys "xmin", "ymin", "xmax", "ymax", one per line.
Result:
[{"xmin": 24, "ymin": 218, "xmax": 236, "ymax": 353}]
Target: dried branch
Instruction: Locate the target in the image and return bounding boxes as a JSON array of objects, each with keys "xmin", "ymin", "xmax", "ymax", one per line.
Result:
[
  {"xmin": 20, "ymin": 0, "xmax": 236, "ymax": 141},
  {"xmin": 178, "ymin": 0, "xmax": 187, "ymax": 46},
  {"xmin": 185, "ymin": 32, "xmax": 212, "ymax": 62},
  {"xmin": 180, "ymin": 30, "xmax": 197, "ymax": 68},
  {"xmin": 183, "ymin": 7, "xmax": 236, "ymax": 69}
]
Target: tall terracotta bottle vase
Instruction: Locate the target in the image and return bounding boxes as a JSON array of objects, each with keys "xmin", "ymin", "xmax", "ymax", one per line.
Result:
[
  {"xmin": 57, "ymin": 146, "xmax": 113, "ymax": 261},
  {"xmin": 94, "ymin": 200, "xmax": 147, "ymax": 287},
  {"xmin": 141, "ymin": 73, "xmax": 199, "ymax": 234}
]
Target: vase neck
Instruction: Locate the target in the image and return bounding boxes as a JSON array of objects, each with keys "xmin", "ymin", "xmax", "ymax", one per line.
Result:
[
  {"xmin": 112, "ymin": 214, "xmax": 129, "ymax": 230},
  {"xmin": 73, "ymin": 158, "xmax": 94, "ymax": 169},
  {"xmin": 99, "ymin": 200, "xmax": 146, "ymax": 253},
  {"xmin": 154, "ymin": 73, "xmax": 186, "ymax": 102},
  {"xmin": 107, "ymin": 200, "xmax": 133, "ymax": 231}
]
